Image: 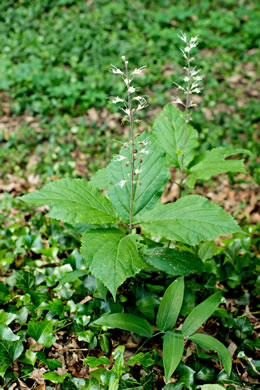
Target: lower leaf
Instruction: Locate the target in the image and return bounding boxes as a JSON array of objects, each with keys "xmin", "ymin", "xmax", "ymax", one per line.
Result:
[{"xmin": 163, "ymin": 331, "xmax": 184, "ymax": 383}]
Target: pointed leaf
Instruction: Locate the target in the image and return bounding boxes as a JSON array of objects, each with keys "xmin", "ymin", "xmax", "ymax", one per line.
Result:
[
  {"xmin": 198, "ymin": 385, "xmax": 226, "ymax": 390},
  {"xmin": 107, "ymin": 131, "xmax": 169, "ymax": 222},
  {"xmin": 163, "ymin": 331, "xmax": 184, "ymax": 382},
  {"xmin": 182, "ymin": 292, "xmax": 222, "ymax": 336},
  {"xmin": 0, "ymin": 325, "xmax": 20, "ymax": 341},
  {"xmin": 136, "ymin": 195, "xmax": 241, "ymax": 245},
  {"xmin": 81, "ymin": 229, "xmax": 145, "ymax": 299},
  {"xmin": 93, "ymin": 313, "xmax": 153, "ymax": 338},
  {"xmin": 190, "ymin": 333, "xmax": 232, "ymax": 376},
  {"xmin": 0, "ymin": 340, "xmax": 24, "ymax": 366},
  {"xmin": 157, "ymin": 277, "xmax": 184, "ymax": 331},
  {"xmin": 27, "ymin": 320, "xmax": 56, "ymax": 348},
  {"xmin": 90, "ymin": 168, "xmax": 109, "ymax": 190},
  {"xmin": 19, "ymin": 178, "xmax": 118, "ymax": 224},
  {"xmin": 187, "ymin": 148, "xmax": 247, "ymax": 188},
  {"xmin": 145, "ymin": 248, "xmax": 204, "ymax": 276},
  {"xmin": 153, "ymin": 103, "xmax": 198, "ymax": 168}
]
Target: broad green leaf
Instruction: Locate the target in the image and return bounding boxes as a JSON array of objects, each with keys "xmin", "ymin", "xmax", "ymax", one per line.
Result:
[
  {"xmin": 145, "ymin": 248, "xmax": 204, "ymax": 276},
  {"xmin": 27, "ymin": 320, "xmax": 56, "ymax": 348},
  {"xmin": 198, "ymin": 385, "xmax": 226, "ymax": 390},
  {"xmin": 58, "ymin": 270, "xmax": 87, "ymax": 286},
  {"xmin": 19, "ymin": 178, "xmax": 118, "ymax": 224},
  {"xmin": 187, "ymin": 148, "xmax": 247, "ymax": 188},
  {"xmin": 0, "ymin": 310, "xmax": 16, "ymax": 325},
  {"xmin": 107, "ymin": 131, "xmax": 169, "ymax": 222},
  {"xmin": 190, "ymin": 333, "xmax": 232, "ymax": 376},
  {"xmin": 136, "ymin": 195, "xmax": 241, "ymax": 245},
  {"xmin": 182, "ymin": 292, "xmax": 222, "ymax": 336},
  {"xmin": 163, "ymin": 331, "xmax": 184, "ymax": 382},
  {"xmin": 90, "ymin": 168, "xmax": 109, "ymax": 190},
  {"xmin": 157, "ymin": 277, "xmax": 184, "ymax": 331},
  {"xmin": 93, "ymin": 313, "xmax": 153, "ymax": 338},
  {"xmin": 81, "ymin": 229, "xmax": 145, "ymax": 299},
  {"xmin": 198, "ymin": 241, "xmax": 218, "ymax": 262},
  {"xmin": 153, "ymin": 103, "xmax": 198, "ymax": 168},
  {"xmin": 37, "ymin": 351, "xmax": 62, "ymax": 370},
  {"xmin": 0, "ymin": 325, "xmax": 20, "ymax": 341},
  {"xmin": 83, "ymin": 356, "xmax": 110, "ymax": 368},
  {"xmin": 43, "ymin": 372, "xmax": 71, "ymax": 383},
  {"xmin": 0, "ymin": 340, "xmax": 24, "ymax": 368}
]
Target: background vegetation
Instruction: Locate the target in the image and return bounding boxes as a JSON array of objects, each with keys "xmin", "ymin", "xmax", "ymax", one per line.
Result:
[{"xmin": 0, "ymin": 0, "xmax": 259, "ymax": 389}]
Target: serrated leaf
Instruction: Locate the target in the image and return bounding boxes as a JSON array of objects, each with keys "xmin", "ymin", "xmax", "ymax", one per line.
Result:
[
  {"xmin": 81, "ymin": 229, "xmax": 145, "ymax": 299},
  {"xmin": 107, "ymin": 131, "xmax": 169, "ymax": 222},
  {"xmin": 190, "ymin": 333, "xmax": 232, "ymax": 376},
  {"xmin": 90, "ymin": 168, "xmax": 109, "ymax": 190},
  {"xmin": 163, "ymin": 331, "xmax": 184, "ymax": 382},
  {"xmin": 153, "ymin": 103, "xmax": 198, "ymax": 168},
  {"xmin": 19, "ymin": 178, "xmax": 118, "ymax": 224},
  {"xmin": 27, "ymin": 320, "xmax": 56, "ymax": 348},
  {"xmin": 187, "ymin": 148, "xmax": 247, "ymax": 188},
  {"xmin": 182, "ymin": 292, "xmax": 222, "ymax": 336},
  {"xmin": 145, "ymin": 248, "xmax": 204, "ymax": 276},
  {"xmin": 157, "ymin": 277, "xmax": 184, "ymax": 332},
  {"xmin": 136, "ymin": 195, "xmax": 241, "ymax": 245},
  {"xmin": 0, "ymin": 340, "xmax": 24, "ymax": 367},
  {"xmin": 93, "ymin": 313, "xmax": 153, "ymax": 338}
]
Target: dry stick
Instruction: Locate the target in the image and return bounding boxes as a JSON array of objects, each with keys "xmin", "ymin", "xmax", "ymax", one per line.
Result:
[{"xmin": 124, "ymin": 59, "xmax": 135, "ymax": 233}]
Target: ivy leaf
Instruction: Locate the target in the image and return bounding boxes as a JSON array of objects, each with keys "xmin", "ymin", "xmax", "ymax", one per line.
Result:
[
  {"xmin": 43, "ymin": 372, "xmax": 71, "ymax": 383},
  {"xmin": 0, "ymin": 340, "xmax": 24, "ymax": 369},
  {"xmin": 198, "ymin": 385, "xmax": 226, "ymax": 390},
  {"xmin": 163, "ymin": 331, "xmax": 184, "ymax": 382},
  {"xmin": 0, "ymin": 325, "xmax": 20, "ymax": 341},
  {"xmin": 157, "ymin": 277, "xmax": 184, "ymax": 332},
  {"xmin": 81, "ymin": 229, "xmax": 145, "ymax": 299},
  {"xmin": 19, "ymin": 178, "xmax": 118, "ymax": 224},
  {"xmin": 136, "ymin": 195, "xmax": 241, "ymax": 245},
  {"xmin": 190, "ymin": 333, "xmax": 232, "ymax": 376},
  {"xmin": 182, "ymin": 292, "xmax": 222, "ymax": 337},
  {"xmin": 153, "ymin": 103, "xmax": 198, "ymax": 168},
  {"xmin": 187, "ymin": 148, "xmax": 247, "ymax": 188},
  {"xmin": 93, "ymin": 313, "xmax": 153, "ymax": 338},
  {"xmin": 0, "ymin": 310, "xmax": 16, "ymax": 325},
  {"xmin": 107, "ymin": 131, "xmax": 169, "ymax": 222},
  {"xmin": 144, "ymin": 248, "xmax": 204, "ymax": 276},
  {"xmin": 27, "ymin": 320, "xmax": 56, "ymax": 348}
]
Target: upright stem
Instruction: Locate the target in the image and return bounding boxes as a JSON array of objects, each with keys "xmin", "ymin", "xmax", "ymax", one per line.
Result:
[
  {"xmin": 124, "ymin": 60, "xmax": 135, "ymax": 233},
  {"xmin": 179, "ymin": 51, "xmax": 191, "ymax": 198}
]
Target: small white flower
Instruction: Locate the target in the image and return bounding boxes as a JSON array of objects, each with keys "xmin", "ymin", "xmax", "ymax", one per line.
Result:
[
  {"xmin": 110, "ymin": 65, "xmax": 124, "ymax": 75},
  {"xmin": 110, "ymin": 96, "xmax": 125, "ymax": 104},
  {"xmin": 121, "ymin": 108, "xmax": 130, "ymax": 116},
  {"xmin": 135, "ymin": 168, "xmax": 142, "ymax": 175},
  {"xmin": 192, "ymin": 88, "xmax": 201, "ymax": 94},
  {"xmin": 184, "ymin": 76, "xmax": 190, "ymax": 82},
  {"xmin": 178, "ymin": 32, "xmax": 187, "ymax": 43},
  {"xmin": 128, "ymin": 86, "xmax": 136, "ymax": 93},
  {"xmin": 173, "ymin": 97, "xmax": 184, "ymax": 105},
  {"xmin": 114, "ymin": 155, "xmax": 127, "ymax": 162},
  {"xmin": 184, "ymin": 46, "xmax": 191, "ymax": 53},
  {"xmin": 140, "ymin": 148, "xmax": 149, "ymax": 155},
  {"xmin": 117, "ymin": 180, "xmax": 127, "ymax": 188},
  {"xmin": 131, "ymin": 66, "xmax": 147, "ymax": 76},
  {"xmin": 194, "ymin": 75, "xmax": 203, "ymax": 81}
]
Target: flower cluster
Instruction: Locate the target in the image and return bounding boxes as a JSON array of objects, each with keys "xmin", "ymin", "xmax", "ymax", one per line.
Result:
[{"xmin": 173, "ymin": 32, "xmax": 203, "ymax": 114}]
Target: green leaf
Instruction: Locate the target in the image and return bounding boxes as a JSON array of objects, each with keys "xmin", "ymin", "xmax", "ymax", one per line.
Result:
[
  {"xmin": 0, "ymin": 325, "xmax": 20, "ymax": 341},
  {"xmin": 198, "ymin": 241, "xmax": 218, "ymax": 262},
  {"xmin": 157, "ymin": 277, "xmax": 184, "ymax": 331},
  {"xmin": 83, "ymin": 356, "xmax": 110, "ymax": 368},
  {"xmin": 187, "ymin": 148, "xmax": 247, "ymax": 188},
  {"xmin": 93, "ymin": 313, "xmax": 153, "ymax": 338},
  {"xmin": 36, "ymin": 351, "xmax": 62, "ymax": 370},
  {"xmin": 136, "ymin": 195, "xmax": 241, "ymax": 245},
  {"xmin": 58, "ymin": 269, "xmax": 87, "ymax": 286},
  {"xmin": 43, "ymin": 372, "xmax": 71, "ymax": 383},
  {"xmin": 107, "ymin": 131, "xmax": 169, "ymax": 222},
  {"xmin": 198, "ymin": 385, "xmax": 226, "ymax": 390},
  {"xmin": 153, "ymin": 103, "xmax": 198, "ymax": 168},
  {"xmin": 81, "ymin": 229, "xmax": 145, "ymax": 299},
  {"xmin": 90, "ymin": 168, "xmax": 109, "ymax": 190},
  {"xmin": 145, "ymin": 248, "xmax": 204, "ymax": 276},
  {"xmin": 182, "ymin": 292, "xmax": 222, "ymax": 337},
  {"xmin": 0, "ymin": 310, "xmax": 16, "ymax": 325},
  {"xmin": 27, "ymin": 320, "xmax": 56, "ymax": 348},
  {"xmin": 19, "ymin": 178, "xmax": 118, "ymax": 224},
  {"xmin": 163, "ymin": 331, "xmax": 184, "ymax": 382},
  {"xmin": 0, "ymin": 340, "xmax": 24, "ymax": 368},
  {"xmin": 190, "ymin": 333, "xmax": 232, "ymax": 376}
]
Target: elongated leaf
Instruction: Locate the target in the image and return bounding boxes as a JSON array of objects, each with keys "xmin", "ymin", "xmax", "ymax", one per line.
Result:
[
  {"xmin": 182, "ymin": 292, "xmax": 222, "ymax": 336},
  {"xmin": 157, "ymin": 277, "xmax": 184, "ymax": 331},
  {"xmin": 153, "ymin": 103, "xmax": 198, "ymax": 168},
  {"xmin": 198, "ymin": 385, "xmax": 226, "ymax": 390},
  {"xmin": 27, "ymin": 320, "xmax": 56, "ymax": 348},
  {"xmin": 145, "ymin": 248, "xmax": 204, "ymax": 276},
  {"xmin": 81, "ymin": 229, "xmax": 145, "ymax": 299},
  {"xmin": 163, "ymin": 331, "xmax": 184, "ymax": 382},
  {"xmin": 187, "ymin": 148, "xmax": 247, "ymax": 188},
  {"xmin": 107, "ymin": 131, "xmax": 169, "ymax": 222},
  {"xmin": 93, "ymin": 313, "xmax": 153, "ymax": 338},
  {"xmin": 190, "ymin": 333, "xmax": 232, "ymax": 376},
  {"xmin": 19, "ymin": 178, "xmax": 118, "ymax": 224},
  {"xmin": 136, "ymin": 195, "xmax": 241, "ymax": 245}
]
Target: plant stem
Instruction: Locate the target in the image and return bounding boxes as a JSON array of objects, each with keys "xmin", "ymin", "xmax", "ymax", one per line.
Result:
[{"xmin": 124, "ymin": 60, "xmax": 135, "ymax": 233}]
